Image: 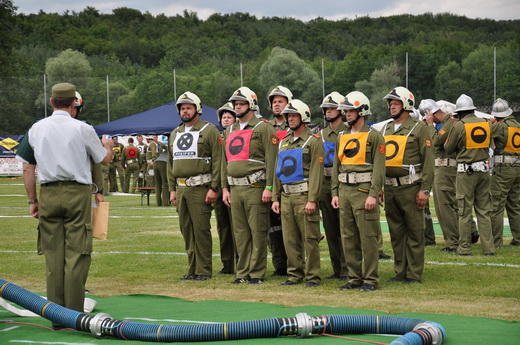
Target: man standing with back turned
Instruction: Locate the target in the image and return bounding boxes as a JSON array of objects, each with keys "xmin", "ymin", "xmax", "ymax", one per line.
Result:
[{"xmin": 17, "ymin": 83, "xmax": 113, "ymax": 328}]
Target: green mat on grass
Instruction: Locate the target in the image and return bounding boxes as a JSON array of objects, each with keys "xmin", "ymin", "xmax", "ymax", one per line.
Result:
[{"xmin": 1, "ymin": 294, "xmax": 518, "ymax": 344}]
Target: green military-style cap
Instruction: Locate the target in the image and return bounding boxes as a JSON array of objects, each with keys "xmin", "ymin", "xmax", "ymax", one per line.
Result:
[{"xmin": 52, "ymin": 83, "xmax": 76, "ymax": 98}]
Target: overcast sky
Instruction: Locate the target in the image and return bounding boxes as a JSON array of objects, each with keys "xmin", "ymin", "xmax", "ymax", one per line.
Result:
[{"xmin": 12, "ymin": 0, "xmax": 520, "ymax": 21}]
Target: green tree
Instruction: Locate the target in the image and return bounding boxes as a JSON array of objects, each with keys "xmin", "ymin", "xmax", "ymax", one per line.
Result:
[
  {"xmin": 45, "ymin": 49, "xmax": 93, "ymax": 88},
  {"xmin": 355, "ymin": 62, "xmax": 403, "ymax": 123},
  {"xmin": 258, "ymin": 47, "xmax": 322, "ymax": 119}
]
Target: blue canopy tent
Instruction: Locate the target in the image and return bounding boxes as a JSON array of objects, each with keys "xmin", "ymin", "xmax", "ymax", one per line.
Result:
[{"xmin": 94, "ymin": 102, "xmax": 220, "ymax": 136}]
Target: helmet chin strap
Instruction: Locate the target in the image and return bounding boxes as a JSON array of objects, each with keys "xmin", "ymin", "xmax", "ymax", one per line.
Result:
[
  {"xmin": 347, "ymin": 114, "xmax": 360, "ymax": 126},
  {"xmin": 181, "ymin": 113, "xmax": 199, "ymax": 123},
  {"xmin": 390, "ymin": 108, "xmax": 405, "ymax": 120},
  {"xmin": 325, "ymin": 113, "xmax": 342, "ymax": 123},
  {"xmin": 289, "ymin": 121, "xmax": 303, "ymax": 131},
  {"xmin": 235, "ymin": 107, "xmax": 252, "ymax": 119}
]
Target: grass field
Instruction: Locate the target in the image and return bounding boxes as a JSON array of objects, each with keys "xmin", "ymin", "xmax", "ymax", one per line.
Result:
[{"xmin": 1, "ymin": 177, "xmax": 519, "ymax": 322}]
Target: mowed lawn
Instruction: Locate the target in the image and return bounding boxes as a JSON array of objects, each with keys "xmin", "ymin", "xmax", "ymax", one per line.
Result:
[{"xmin": 1, "ymin": 177, "xmax": 519, "ymax": 321}]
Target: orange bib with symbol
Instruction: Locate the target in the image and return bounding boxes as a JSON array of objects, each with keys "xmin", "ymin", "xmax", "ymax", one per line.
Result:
[
  {"xmin": 384, "ymin": 135, "xmax": 408, "ymax": 167},
  {"xmin": 505, "ymin": 127, "xmax": 520, "ymax": 153},
  {"xmin": 338, "ymin": 132, "xmax": 368, "ymax": 165},
  {"xmin": 464, "ymin": 122, "xmax": 490, "ymax": 149}
]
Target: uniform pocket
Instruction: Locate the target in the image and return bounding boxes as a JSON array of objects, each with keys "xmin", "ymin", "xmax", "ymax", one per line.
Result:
[
  {"xmin": 362, "ymin": 210, "xmax": 382, "ymax": 237},
  {"xmin": 456, "ymin": 194, "xmax": 465, "ymax": 217},
  {"xmin": 70, "ymin": 223, "xmax": 93, "ymax": 255}
]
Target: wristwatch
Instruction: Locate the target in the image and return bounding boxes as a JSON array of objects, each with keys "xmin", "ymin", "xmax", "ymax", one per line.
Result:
[
  {"xmin": 96, "ymin": 190, "xmax": 104, "ymax": 194},
  {"xmin": 27, "ymin": 199, "xmax": 38, "ymax": 204},
  {"xmin": 210, "ymin": 186, "xmax": 219, "ymax": 193},
  {"xmin": 421, "ymin": 190, "xmax": 430, "ymax": 196}
]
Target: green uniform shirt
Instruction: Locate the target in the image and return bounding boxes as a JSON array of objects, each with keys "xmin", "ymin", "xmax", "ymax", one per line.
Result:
[
  {"xmin": 444, "ymin": 113, "xmax": 491, "ymax": 163},
  {"xmin": 111, "ymin": 143, "xmax": 124, "ymax": 162},
  {"xmin": 269, "ymin": 118, "xmax": 289, "ymax": 130},
  {"xmin": 331, "ymin": 123, "xmax": 386, "ymax": 198},
  {"xmin": 122, "ymin": 144, "xmax": 141, "ymax": 166},
  {"xmin": 381, "ymin": 116, "xmax": 434, "ymax": 191},
  {"xmin": 273, "ymin": 127, "xmax": 324, "ymax": 203},
  {"xmin": 222, "ymin": 117, "xmax": 278, "ymax": 188},
  {"xmin": 433, "ymin": 114, "xmax": 457, "ymax": 159},
  {"xmin": 492, "ymin": 115, "xmax": 520, "ymax": 156},
  {"xmin": 167, "ymin": 118, "xmax": 222, "ymax": 192},
  {"xmin": 146, "ymin": 142, "xmax": 167, "ymax": 162}
]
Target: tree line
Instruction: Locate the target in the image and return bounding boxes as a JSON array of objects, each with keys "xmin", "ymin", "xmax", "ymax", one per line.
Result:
[{"xmin": 1, "ymin": 0, "xmax": 519, "ymax": 134}]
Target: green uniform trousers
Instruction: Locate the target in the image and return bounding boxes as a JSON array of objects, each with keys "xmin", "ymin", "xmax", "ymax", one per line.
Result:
[
  {"xmin": 38, "ymin": 182, "xmax": 92, "ymax": 313},
  {"xmin": 153, "ymin": 161, "xmax": 169, "ymax": 206},
  {"xmin": 433, "ymin": 167, "xmax": 459, "ymax": 250},
  {"xmin": 338, "ymin": 183, "xmax": 380, "ymax": 286},
  {"xmin": 214, "ymin": 195, "xmax": 236, "ymax": 273},
  {"xmin": 490, "ymin": 165, "xmax": 520, "ymax": 246},
  {"xmin": 123, "ymin": 162, "xmax": 139, "ymax": 193},
  {"xmin": 456, "ymin": 171, "xmax": 495, "ymax": 255},
  {"xmin": 230, "ymin": 185, "xmax": 269, "ymax": 280},
  {"xmin": 268, "ymin": 208, "xmax": 287, "ymax": 272},
  {"xmin": 101, "ymin": 164, "xmax": 110, "ymax": 195},
  {"xmin": 109, "ymin": 162, "xmax": 124, "ymax": 192},
  {"xmin": 176, "ymin": 186, "xmax": 213, "ymax": 276},
  {"xmin": 384, "ymin": 184, "xmax": 425, "ymax": 281},
  {"xmin": 424, "ymin": 202, "xmax": 436, "ymax": 245},
  {"xmin": 319, "ymin": 176, "xmax": 347, "ymax": 277},
  {"xmin": 281, "ymin": 193, "xmax": 321, "ymax": 284}
]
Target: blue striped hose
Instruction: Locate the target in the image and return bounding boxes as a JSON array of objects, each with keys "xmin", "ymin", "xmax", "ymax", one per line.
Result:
[{"xmin": 0, "ymin": 279, "xmax": 445, "ymax": 344}]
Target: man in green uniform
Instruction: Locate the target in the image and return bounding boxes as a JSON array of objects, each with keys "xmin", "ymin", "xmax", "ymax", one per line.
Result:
[
  {"xmin": 444, "ymin": 94, "xmax": 495, "ymax": 256},
  {"xmin": 222, "ymin": 86, "xmax": 278, "ymax": 284},
  {"xmin": 419, "ymin": 99, "xmax": 459, "ymax": 252},
  {"xmin": 136, "ymin": 135, "xmax": 148, "ymax": 188},
  {"xmin": 109, "ymin": 136, "xmax": 125, "ymax": 192},
  {"xmin": 123, "ymin": 137, "xmax": 141, "ymax": 193},
  {"xmin": 145, "ymin": 137, "xmax": 156, "ymax": 188},
  {"xmin": 148, "ymin": 135, "xmax": 169, "ymax": 206},
  {"xmin": 167, "ymin": 91, "xmax": 221, "ymax": 281},
  {"xmin": 266, "ymin": 85, "xmax": 292, "ymax": 277},
  {"xmin": 17, "ymin": 83, "xmax": 113, "ymax": 328},
  {"xmin": 318, "ymin": 91, "xmax": 348, "ymax": 280},
  {"xmin": 489, "ymin": 98, "xmax": 520, "ymax": 247},
  {"xmin": 214, "ymin": 102, "xmax": 237, "ymax": 274},
  {"xmin": 332, "ymin": 91, "xmax": 385, "ymax": 291},
  {"xmin": 381, "ymin": 86, "xmax": 434, "ymax": 283},
  {"xmin": 272, "ymin": 99, "xmax": 324, "ymax": 287}
]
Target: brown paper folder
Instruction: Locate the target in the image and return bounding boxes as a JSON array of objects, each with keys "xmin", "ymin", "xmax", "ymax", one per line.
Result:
[{"xmin": 92, "ymin": 202, "xmax": 109, "ymax": 240}]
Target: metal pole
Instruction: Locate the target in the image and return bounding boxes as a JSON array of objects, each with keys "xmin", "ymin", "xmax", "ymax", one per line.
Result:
[
  {"xmin": 43, "ymin": 74, "xmax": 47, "ymax": 117},
  {"xmin": 106, "ymin": 75, "xmax": 110, "ymax": 123},
  {"xmin": 240, "ymin": 63, "xmax": 243, "ymax": 87},
  {"xmin": 494, "ymin": 47, "xmax": 497, "ymax": 101},
  {"xmin": 322, "ymin": 59, "xmax": 325, "ymax": 99},
  {"xmin": 405, "ymin": 52, "xmax": 409, "ymax": 89},
  {"xmin": 173, "ymin": 69, "xmax": 177, "ymax": 100}
]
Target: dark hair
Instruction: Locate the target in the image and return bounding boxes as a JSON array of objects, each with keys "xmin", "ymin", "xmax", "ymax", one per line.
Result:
[
  {"xmin": 128, "ymin": 138, "xmax": 134, "ymax": 143},
  {"xmin": 51, "ymin": 97, "xmax": 75, "ymax": 109}
]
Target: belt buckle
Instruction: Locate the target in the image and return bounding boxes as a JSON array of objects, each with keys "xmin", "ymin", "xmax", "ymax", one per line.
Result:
[{"xmin": 178, "ymin": 178, "xmax": 186, "ymax": 186}]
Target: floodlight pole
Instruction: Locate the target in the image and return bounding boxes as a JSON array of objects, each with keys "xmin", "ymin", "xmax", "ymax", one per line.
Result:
[
  {"xmin": 43, "ymin": 74, "xmax": 48, "ymax": 118},
  {"xmin": 106, "ymin": 75, "xmax": 110, "ymax": 123}
]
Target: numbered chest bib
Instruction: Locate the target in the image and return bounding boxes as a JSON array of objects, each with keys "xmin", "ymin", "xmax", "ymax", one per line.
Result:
[
  {"xmin": 172, "ymin": 130, "xmax": 201, "ymax": 159},
  {"xmin": 505, "ymin": 127, "xmax": 520, "ymax": 153},
  {"xmin": 276, "ymin": 148, "xmax": 304, "ymax": 183},
  {"xmin": 338, "ymin": 132, "xmax": 368, "ymax": 166},
  {"xmin": 226, "ymin": 130, "xmax": 253, "ymax": 162},
  {"xmin": 322, "ymin": 136, "xmax": 336, "ymax": 168},
  {"xmin": 464, "ymin": 122, "xmax": 490, "ymax": 149},
  {"xmin": 126, "ymin": 147, "xmax": 138, "ymax": 159}
]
